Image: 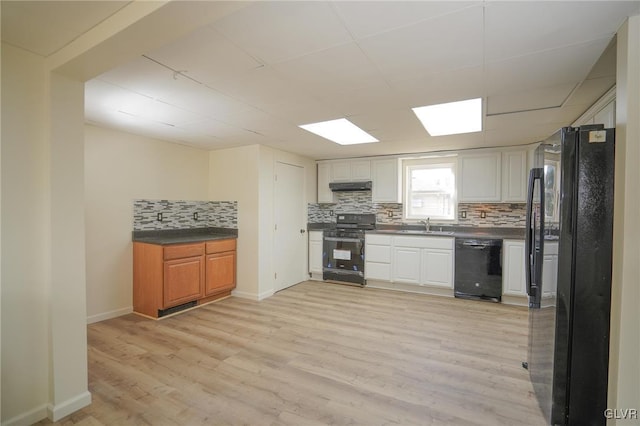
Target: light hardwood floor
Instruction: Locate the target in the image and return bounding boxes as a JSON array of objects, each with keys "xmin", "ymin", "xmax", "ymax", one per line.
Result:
[{"xmin": 39, "ymin": 281, "xmax": 546, "ymax": 425}]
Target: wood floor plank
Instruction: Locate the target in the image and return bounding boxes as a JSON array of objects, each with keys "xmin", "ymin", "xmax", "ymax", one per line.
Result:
[{"xmin": 37, "ymin": 281, "xmax": 546, "ymax": 425}]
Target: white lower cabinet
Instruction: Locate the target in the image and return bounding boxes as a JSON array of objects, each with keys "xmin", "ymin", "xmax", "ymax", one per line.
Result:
[
  {"xmin": 393, "ymin": 247, "xmax": 422, "ymax": 284},
  {"xmin": 365, "ymin": 234, "xmax": 392, "ymax": 281},
  {"xmin": 421, "ymin": 249, "xmax": 453, "ymax": 287},
  {"xmin": 367, "ymin": 234, "xmax": 454, "ymax": 289},
  {"xmin": 308, "ymin": 231, "xmax": 323, "ymax": 275},
  {"xmin": 542, "ymin": 241, "xmax": 559, "ymax": 298},
  {"xmin": 502, "ymin": 240, "xmax": 526, "ymax": 296}
]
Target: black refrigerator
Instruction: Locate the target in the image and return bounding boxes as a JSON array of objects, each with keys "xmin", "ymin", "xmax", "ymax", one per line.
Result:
[{"xmin": 524, "ymin": 125, "xmax": 615, "ymax": 425}]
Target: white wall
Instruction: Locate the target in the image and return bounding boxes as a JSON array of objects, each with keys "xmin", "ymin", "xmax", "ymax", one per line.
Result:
[
  {"xmin": 208, "ymin": 145, "xmax": 261, "ymax": 299},
  {"xmin": 208, "ymin": 145, "xmax": 315, "ymax": 300},
  {"xmin": 609, "ymin": 15, "xmax": 640, "ymax": 421},
  {"xmin": 84, "ymin": 124, "xmax": 209, "ymax": 322},
  {"xmin": 1, "ymin": 43, "xmax": 51, "ymax": 424}
]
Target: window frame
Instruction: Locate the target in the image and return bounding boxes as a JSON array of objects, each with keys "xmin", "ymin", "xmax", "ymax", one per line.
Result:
[{"xmin": 402, "ymin": 156, "xmax": 458, "ymax": 222}]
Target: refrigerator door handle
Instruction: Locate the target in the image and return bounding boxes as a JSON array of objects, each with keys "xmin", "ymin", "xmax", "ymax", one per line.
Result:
[{"xmin": 525, "ymin": 168, "xmax": 544, "ymax": 299}]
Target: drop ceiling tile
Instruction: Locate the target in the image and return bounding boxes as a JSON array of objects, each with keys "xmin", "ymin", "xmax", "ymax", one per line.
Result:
[
  {"xmin": 272, "ymin": 42, "xmax": 386, "ymax": 92},
  {"xmin": 213, "ymin": 1, "xmax": 353, "ymax": 64},
  {"xmin": 487, "ymin": 83, "xmax": 577, "ymax": 116},
  {"xmin": 313, "ymin": 82, "xmax": 408, "ymax": 117},
  {"xmin": 145, "ymin": 24, "xmax": 263, "ymax": 85},
  {"xmin": 358, "ymin": 5, "xmax": 483, "ymax": 82},
  {"xmin": 485, "ymin": 37, "xmax": 611, "ymax": 95},
  {"xmin": 391, "ymin": 66, "xmax": 483, "ymax": 107},
  {"xmin": 94, "ymin": 57, "xmax": 254, "ymax": 120},
  {"xmin": 210, "ymin": 66, "xmax": 312, "ymax": 111},
  {"xmin": 333, "ymin": 1, "xmax": 477, "ymax": 39},
  {"xmin": 485, "ymin": 1, "xmax": 640, "ymax": 63},
  {"xmin": 1, "ymin": 1, "xmax": 128, "ymax": 56},
  {"xmin": 347, "ymin": 109, "xmax": 427, "ymax": 143},
  {"xmin": 564, "ymin": 76, "xmax": 616, "ymax": 107}
]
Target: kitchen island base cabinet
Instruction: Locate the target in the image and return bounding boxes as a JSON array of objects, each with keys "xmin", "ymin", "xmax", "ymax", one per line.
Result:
[{"xmin": 133, "ymin": 238, "xmax": 237, "ymax": 319}]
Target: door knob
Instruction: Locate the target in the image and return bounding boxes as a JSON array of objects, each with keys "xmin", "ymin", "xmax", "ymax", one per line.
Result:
[{"xmin": 300, "ymin": 229, "xmax": 306, "ymax": 234}]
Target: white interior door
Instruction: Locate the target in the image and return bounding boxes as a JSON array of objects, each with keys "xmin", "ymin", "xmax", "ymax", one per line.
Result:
[{"xmin": 274, "ymin": 161, "xmax": 306, "ymax": 292}]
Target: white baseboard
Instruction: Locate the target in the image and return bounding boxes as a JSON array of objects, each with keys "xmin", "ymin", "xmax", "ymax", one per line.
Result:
[
  {"xmin": 47, "ymin": 391, "xmax": 92, "ymax": 422},
  {"xmin": 231, "ymin": 289, "xmax": 274, "ymax": 301},
  {"xmin": 87, "ymin": 306, "xmax": 132, "ymax": 324},
  {"xmin": 1, "ymin": 403, "xmax": 48, "ymax": 426}
]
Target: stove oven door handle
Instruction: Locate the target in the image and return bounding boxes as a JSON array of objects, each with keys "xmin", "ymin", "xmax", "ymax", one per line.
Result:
[{"xmin": 323, "ymin": 237, "xmax": 362, "ymax": 243}]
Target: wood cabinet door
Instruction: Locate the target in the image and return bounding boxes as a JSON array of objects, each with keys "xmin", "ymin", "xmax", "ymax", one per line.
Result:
[
  {"xmin": 205, "ymin": 251, "xmax": 236, "ymax": 296},
  {"xmin": 163, "ymin": 256, "xmax": 204, "ymax": 308}
]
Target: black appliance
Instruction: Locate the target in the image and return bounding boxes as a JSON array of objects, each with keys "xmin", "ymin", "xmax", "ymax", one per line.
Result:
[
  {"xmin": 524, "ymin": 125, "xmax": 615, "ymax": 425},
  {"xmin": 323, "ymin": 213, "xmax": 375, "ymax": 285},
  {"xmin": 329, "ymin": 181, "xmax": 372, "ymax": 192},
  {"xmin": 454, "ymin": 238, "xmax": 503, "ymax": 302}
]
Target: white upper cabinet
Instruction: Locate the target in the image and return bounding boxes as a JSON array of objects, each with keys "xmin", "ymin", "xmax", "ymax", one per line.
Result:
[
  {"xmin": 371, "ymin": 158, "xmax": 401, "ymax": 203},
  {"xmin": 458, "ymin": 152, "xmax": 502, "ymax": 202},
  {"xmin": 501, "ymin": 150, "xmax": 528, "ymax": 202},
  {"xmin": 331, "ymin": 160, "xmax": 371, "ymax": 182},
  {"xmin": 593, "ymin": 100, "xmax": 615, "ymax": 128},
  {"xmin": 317, "ymin": 159, "xmax": 372, "ymax": 203},
  {"xmin": 317, "ymin": 163, "xmax": 333, "ymax": 203}
]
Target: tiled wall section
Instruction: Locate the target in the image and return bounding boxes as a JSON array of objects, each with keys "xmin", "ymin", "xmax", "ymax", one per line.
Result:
[
  {"xmin": 134, "ymin": 199, "xmax": 238, "ymax": 231},
  {"xmin": 457, "ymin": 203, "xmax": 527, "ymax": 227},
  {"xmin": 307, "ymin": 192, "xmax": 526, "ymax": 227}
]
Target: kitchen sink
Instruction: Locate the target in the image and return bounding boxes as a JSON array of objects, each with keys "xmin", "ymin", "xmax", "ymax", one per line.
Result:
[{"xmin": 375, "ymin": 229, "xmax": 454, "ymax": 236}]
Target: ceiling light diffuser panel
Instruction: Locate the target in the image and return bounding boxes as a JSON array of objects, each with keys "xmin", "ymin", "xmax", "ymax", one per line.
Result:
[
  {"xmin": 412, "ymin": 98, "xmax": 482, "ymax": 136},
  {"xmin": 299, "ymin": 118, "xmax": 379, "ymax": 145}
]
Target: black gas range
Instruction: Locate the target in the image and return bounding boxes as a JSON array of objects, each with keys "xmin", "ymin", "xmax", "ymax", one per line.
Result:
[{"xmin": 323, "ymin": 213, "xmax": 375, "ymax": 286}]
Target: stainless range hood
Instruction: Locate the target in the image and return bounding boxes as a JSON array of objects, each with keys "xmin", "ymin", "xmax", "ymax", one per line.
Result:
[{"xmin": 329, "ymin": 181, "xmax": 372, "ymax": 191}]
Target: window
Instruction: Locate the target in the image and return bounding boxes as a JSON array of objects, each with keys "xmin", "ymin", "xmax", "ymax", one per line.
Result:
[{"xmin": 403, "ymin": 157, "xmax": 457, "ymax": 221}]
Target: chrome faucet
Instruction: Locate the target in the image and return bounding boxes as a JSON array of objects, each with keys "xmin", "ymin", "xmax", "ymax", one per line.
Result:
[{"xmin": 419, "ymin": 218, "xmax": 430, "ymax": 232}]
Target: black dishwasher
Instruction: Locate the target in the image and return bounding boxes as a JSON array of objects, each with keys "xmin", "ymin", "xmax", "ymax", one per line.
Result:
[{"xmin": 454, "ymin": 238, "xmax": 502, "ymax": 302}]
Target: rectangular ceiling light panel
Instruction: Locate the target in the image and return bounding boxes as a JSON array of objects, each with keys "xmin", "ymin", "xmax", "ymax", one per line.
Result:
[
  {"xmin": 412, "ymin": 98, "xmax": 482, "ymax": 136},
  {"xmin": 299, "ymin": 118, "xmax": 378, "ymax": 145}
]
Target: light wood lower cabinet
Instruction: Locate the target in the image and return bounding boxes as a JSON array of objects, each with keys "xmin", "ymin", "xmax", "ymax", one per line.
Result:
[
  {"xmin": 205, "ymin": 240, "xmax": 237, "ymax": 296},
  {"xmin": 134, "ymin": 238, "xmax": 236, "ymax": 318},
  {"xmin": 164, "ymin": 256, "xmax": 204, "ymax": 307}
]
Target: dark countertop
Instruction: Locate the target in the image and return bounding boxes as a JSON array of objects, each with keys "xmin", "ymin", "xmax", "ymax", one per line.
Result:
[
  {"xmin": 308, "ymin": 223, "xmax": 525, "ymax": 240},
  {"xmin": 132, "ymin": 227, "xmax": 238, "ymax": 245}
]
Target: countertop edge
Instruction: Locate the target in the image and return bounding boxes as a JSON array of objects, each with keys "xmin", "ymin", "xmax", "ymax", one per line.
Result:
[{"xmin": 132, "ymin": 227, "xmax": 238, "ymax": 245}]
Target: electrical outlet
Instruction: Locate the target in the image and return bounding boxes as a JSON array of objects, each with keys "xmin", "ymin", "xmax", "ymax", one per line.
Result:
[
  {"xmin": 193, "ymin": 212, "xmax": 199, "ymax": 221},
  {"xmin": 387, "ymin": 210, "xmax": 393, "ymax": 218},
  {"xmin": 460, "ymin": 211, "xmax": 467, "ymax": 219},
  {"xmin": 157, "ymin": 212, "xmax": 163, "ymax": 222},
  {"xmin": 480, "ymin": 211, "xmax": 487, "ymax": 219}
]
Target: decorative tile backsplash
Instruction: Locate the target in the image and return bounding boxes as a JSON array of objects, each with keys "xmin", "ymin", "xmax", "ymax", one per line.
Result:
[
  {"xmin": 457, "ymin": 203, "xmax": 527, "ymax": 227},
  {"xmin": 307, "ymin": 191, "xmax": 403, "ymax": 225},
  {"xmin": 134, "ymin": 199, "xmax": 237, "ymax": 231},
  {"xmin": 307, "ymin": 192, "xmax": 526, "ymax": 228}
]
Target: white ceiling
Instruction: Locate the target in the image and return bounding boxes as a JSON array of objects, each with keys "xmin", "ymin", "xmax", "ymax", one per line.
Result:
[{"xmin": 3, "ymin": 1, "xmax": 639, "ymax": 160}]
